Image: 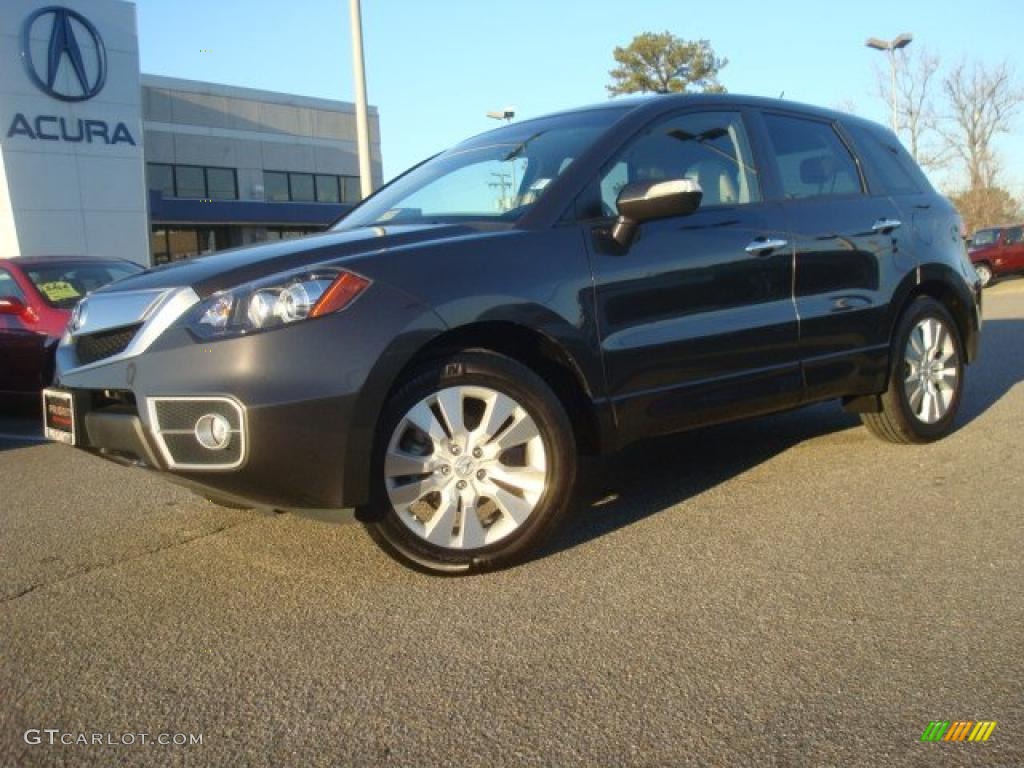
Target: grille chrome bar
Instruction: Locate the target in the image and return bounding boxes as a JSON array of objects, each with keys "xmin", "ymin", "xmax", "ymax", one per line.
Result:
[{"xmin": 58, "ymin": 287, "xmax": 200, "ymax": 375}]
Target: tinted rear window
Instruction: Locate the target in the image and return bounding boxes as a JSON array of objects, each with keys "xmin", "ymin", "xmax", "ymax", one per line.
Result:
[
  {"xmin": 762, "ymin": 113, "xmax": 862, "ymax": 199},
  {"xmin": 844, "ymin": 122, "xmax": 929, "ymax": 196}
]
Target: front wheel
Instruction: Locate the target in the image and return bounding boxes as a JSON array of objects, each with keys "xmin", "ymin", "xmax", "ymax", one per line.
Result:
[
  {"xmin": 368, "ymin": 351, "xmax": 577, "ymax": 573},
  {"xmin": 974, "ymin": 263, "xmax": 993, "ymax": 287},
  {"xmin": 861, "ymin": 297, "xmax": 965, "ymax": 444}
]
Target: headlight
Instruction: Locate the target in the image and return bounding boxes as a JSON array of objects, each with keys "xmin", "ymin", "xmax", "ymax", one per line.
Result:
[{"xmin": 185, "ymin": 269, "xmax": 371, "ymax": 340}]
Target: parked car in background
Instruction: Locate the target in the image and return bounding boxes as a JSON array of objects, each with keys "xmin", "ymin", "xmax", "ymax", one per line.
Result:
[
  {"xmin": 968, "ymin": 224, "xmax": 1024, "ymax": 286},
  {"xmin": 0, "ymin": 256, "xmax": 143, "ymax": 395},
  {"xmin": 45, "ymin": 95, "xmax": 981, "ymax": 572}
]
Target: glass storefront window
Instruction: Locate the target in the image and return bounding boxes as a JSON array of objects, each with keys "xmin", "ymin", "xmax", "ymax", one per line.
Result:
[
  {"xmin": 289, "ymin": 173, "xmax": 315, "ymax": 202},
  {"xmin": 315, "ymin": 174, "xmax": 340, "ymax": 203},
  {"xmin": 264, "ymin": 171, "xmax": 289, "ymax": 202},
  {"xmin": 175, "ymin": 166, "xmax": 206, "ymax": 199},
  {"xmin": 206, "ymin": 168, "xmax": 237, "ymax": 200},
  {"xmin": 167, "ymin": 229, "xmax": 200, "ymax": 259},
  {"xmin": 147, "ymin": 164, "xmax": 174, "ymax": 197},
  {"xmin": 342, "ymin": 176, "xmax": 362, "ymax": 203}
]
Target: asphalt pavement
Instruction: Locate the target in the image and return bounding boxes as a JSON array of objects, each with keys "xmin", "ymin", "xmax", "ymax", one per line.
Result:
[{"xmin": 2, "ymin": 281, "xmax": 1023, "ymax": 767}]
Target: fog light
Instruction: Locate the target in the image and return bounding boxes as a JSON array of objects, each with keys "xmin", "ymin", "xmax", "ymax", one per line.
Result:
[{"xmin": 194, "ymin": 413, "xmax": 232, "ymax": 450}]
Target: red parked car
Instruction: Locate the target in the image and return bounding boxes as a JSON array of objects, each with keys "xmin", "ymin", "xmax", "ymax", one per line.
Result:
[
  {"xmin": 0, "ymin": 256, "xmax": 143, "ymax": 395},
  {"xmin": 968, "ymin": 224, "xmax": 1024, "ymax": 287}
]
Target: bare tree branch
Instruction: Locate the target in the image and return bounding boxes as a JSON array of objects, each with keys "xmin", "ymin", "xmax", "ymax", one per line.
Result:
[
  {"xmin": 874, "ymin": 47, "xmax": 947, "ymax": 170},
  {"xmin": 941, "ymin": 60, "xmax": 1023, "ymax": 190}
]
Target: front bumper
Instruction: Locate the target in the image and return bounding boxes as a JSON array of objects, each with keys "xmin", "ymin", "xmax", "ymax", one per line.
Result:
[{"xmin": 55, "ymin": 283, "xmax": 445, "ymax": 508}]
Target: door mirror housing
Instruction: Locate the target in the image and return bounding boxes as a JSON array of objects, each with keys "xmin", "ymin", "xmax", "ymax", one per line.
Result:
[
  {"xmin": 611, "ymin": 178, "xmax": 703, "ymax": 246},
  {"xmin": 0, "ymin": 296, "xmax": 27, "ymax": 316}
]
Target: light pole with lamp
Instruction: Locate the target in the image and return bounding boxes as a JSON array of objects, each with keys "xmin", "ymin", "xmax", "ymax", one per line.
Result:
[{"xmin": 865, "ymin": 33, "xmax": 913, "ymax": 132}]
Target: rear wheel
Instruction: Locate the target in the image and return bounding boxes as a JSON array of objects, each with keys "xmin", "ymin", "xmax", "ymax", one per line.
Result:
[
  {"xmin": 974, "ymin": 262, "xmax": 993, "ymax": 287},
  {"xmin": 862, "ymin": 297, "xmax": 965, "ymax": 444},
  {"xmin": 368, "ymin": 351, "xmax": 576, "ymax": 573}
]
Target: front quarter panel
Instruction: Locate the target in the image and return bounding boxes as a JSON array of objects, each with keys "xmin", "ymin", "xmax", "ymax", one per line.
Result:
[{"xmin": 56, "ymin": 279, "xmax": 446, "ymax": 508}]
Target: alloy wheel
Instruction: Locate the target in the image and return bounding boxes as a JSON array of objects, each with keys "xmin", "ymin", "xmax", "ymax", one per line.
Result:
[
  {"xmin": 384, "ymin": 385, "xmax": 548, "ymax": 550},
  {"xmin": 902, "ymin": 316, "xmax": 959, "ymax": 425}
]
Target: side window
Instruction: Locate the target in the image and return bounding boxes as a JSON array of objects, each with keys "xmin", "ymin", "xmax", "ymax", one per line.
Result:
[
  {"xmin": 762, "ymin": 113, "xmax": 862, "ymax": 200},
  {"xmin": 591, "ymin": 111, "xmax": 761, "ymax": 217},
  {"xmin": 1006, "ymin": 227, "xmax": 1024, "ymax": 244},
  {"xmin": 0, "ymin": 268, "xmax": 26, "ymax": 301},
  {"xmin": 844, "ymin": 122, "xmax": 927, "ymax": 196}
]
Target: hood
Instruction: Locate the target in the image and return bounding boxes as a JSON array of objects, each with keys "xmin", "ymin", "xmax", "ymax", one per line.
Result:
[{"xmin": 99, "ymin": 223, "xmax": 499, "ymax": 299}]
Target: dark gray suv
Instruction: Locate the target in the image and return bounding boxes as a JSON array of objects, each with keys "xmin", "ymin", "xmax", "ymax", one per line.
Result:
[{"xmin": 45, "ymin": 94, "xmax": 982, "ymax": 572}]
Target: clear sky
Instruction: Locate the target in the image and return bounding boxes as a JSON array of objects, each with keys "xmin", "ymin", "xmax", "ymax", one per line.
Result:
[{"xmin": 134, "ymin": 0, "xmax": 1022, "ymax": 194}]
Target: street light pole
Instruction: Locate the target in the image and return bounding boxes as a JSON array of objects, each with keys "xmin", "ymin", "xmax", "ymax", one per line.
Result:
[
  {"xmin": 349, "ymin": 0, "xmax": 373, "ymax": 199},
  {"xmin": 865, "ymin": 33, "xmax": 913, "ymax": 133}
]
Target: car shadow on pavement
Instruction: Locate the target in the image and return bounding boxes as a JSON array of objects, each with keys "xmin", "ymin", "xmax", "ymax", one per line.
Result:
[
  {"xmin": 546, "ymin": 317, "xmax": 1024, "ymax": 558},
  {"xmin": 0, "ymin": 396, "xmax": 45, "ymax": 452},
  {"xmin": 956, "ymin": 318, "xmax": 1024, "ymax": 426},
  {"xmin": 548, "ymin": 402, "xmax": 860, "ymax": 556}
]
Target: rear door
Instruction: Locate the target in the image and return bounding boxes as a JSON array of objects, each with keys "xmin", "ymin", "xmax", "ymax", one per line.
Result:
[
  {"xmin": 756, "ymin": 111, "xmax": 909, "ymax": 401},
  {"xmin": 581, "ymin": 108, "xmax": 800, "ymax": 442}
]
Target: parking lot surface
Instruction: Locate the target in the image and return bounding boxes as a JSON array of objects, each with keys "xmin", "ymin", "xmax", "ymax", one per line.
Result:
[{"xmin": 2, "ymin": 282, "xmax": 1023, "ymax": 767}]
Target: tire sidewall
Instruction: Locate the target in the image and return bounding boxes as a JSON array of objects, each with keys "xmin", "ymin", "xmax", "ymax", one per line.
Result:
[
  {"xmin": 370, "ymin": 351, "xmax": 576, "ymax": 573},
  {"xmin": 891, "ymin": 298, "xmax": 965, "ymax": 440}
]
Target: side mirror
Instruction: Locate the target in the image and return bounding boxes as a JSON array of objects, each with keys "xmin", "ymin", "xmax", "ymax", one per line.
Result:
[
  {"xmin": 0, "ymin": 296, "xmax": 27, "ymax": 316},
  {"xmin": 612, "ymin": 178, "xmax": 703, "ymax": 246}
]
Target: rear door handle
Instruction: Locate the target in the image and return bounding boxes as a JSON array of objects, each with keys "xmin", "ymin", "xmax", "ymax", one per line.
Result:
[
  {"xmin": 745, "ymin": 237, "xmax": 789, "ymax": 256},
  {"xmin": 872, "ymin": 218, "xmax": 902, "ymax": 233}
]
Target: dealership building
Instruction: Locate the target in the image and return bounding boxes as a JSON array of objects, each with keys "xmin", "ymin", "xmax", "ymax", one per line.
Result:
[{"xmin": 0, "ymin": 0, "xmax": 383, "ymax": 266}]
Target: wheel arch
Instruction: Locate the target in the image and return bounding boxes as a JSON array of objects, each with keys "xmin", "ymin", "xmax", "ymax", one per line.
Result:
[
  {"xmin": 889, "ymin": 266, "xmax": 981, "ymax": 366},
  {"xmin": 341, "ymin": 320, "xmax": 607, "ymax": 508}
]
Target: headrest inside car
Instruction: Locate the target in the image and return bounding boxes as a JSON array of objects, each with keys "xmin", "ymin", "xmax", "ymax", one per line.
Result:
[{"xmin": 800, "ymin": 156, "xmax": 832, "ymax": 184}]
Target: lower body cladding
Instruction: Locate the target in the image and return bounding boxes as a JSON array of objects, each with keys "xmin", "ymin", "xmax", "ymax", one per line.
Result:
[
  {"xmin": 63, "ymin": 388, "xmax": 353, "ymax": 508},
  {"xmin": 54, "ymin": 290, "xmax": 445, "ymax": 509}
]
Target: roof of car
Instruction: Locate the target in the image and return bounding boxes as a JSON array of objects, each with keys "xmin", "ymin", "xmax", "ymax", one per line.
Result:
[
  {"xmin": 1, "ymin": 255, "xmax": 131, "ymax": 267},
  {"xmin": 465, "ymin": 92, "xmax": 884, "ymax": 147}
]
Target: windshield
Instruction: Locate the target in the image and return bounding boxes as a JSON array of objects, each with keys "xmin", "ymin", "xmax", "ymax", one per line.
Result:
[
  {"xmin": 26, "ymin": 261, "xmax": 144, "ymax": 309},
  {"xmin": 971, "ymin": 229, "xmax": 999, "ymax": 247},
  {"xmin": 334, "ymin": 108, "xmax": 628, "ymax": 230}
]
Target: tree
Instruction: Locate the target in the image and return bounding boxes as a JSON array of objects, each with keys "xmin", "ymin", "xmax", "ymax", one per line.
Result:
[
  {"xmin": 607, "ymin": 32, "xmax": 726, "ymax": 96},
  {"xmin": 940, "ymin": 60, "xmax": 1023, "ymax": 190},
  {"xmin": 948, "ymin": 186, "xmax": 1022, "ymax": 236},
  {"xmin": 874, "ymin": 47, "xmax": 945, "ymax": 169}
]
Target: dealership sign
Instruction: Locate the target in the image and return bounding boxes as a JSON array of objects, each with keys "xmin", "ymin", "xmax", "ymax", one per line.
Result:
[{"xmin": 9, "ymin": 5, "xmax": 135, "ymax": 145}]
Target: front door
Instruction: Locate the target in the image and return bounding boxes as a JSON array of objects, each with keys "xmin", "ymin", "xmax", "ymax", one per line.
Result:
[{"xmin": 580, "ymin": 109, "xmax": 800, "ymax": 444}]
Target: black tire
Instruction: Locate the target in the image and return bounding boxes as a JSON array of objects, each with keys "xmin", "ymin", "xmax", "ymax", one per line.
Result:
[
  {"xmin": 861, "ymin": 297, "xmax": 965, "ymax": 444},
  {"xmin": 367, "ymin": 350, "xmax": 577, "ymax": 574}
]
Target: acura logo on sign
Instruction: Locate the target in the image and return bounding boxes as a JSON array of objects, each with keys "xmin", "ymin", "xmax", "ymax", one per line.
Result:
[{"xmin": 20, "ymin": 6, "xmax": 107, "ymax": 102}]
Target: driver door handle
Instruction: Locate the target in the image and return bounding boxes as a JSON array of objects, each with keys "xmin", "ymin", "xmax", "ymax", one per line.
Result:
[
  {"xmin": 745, "ymin": 237, "xmax": 789, "ymax": 256},
  {"xmin": 872, "ymin": 218, "xmax": 902, "ymax": 233}
]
